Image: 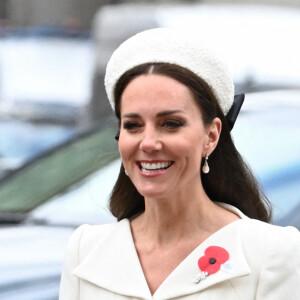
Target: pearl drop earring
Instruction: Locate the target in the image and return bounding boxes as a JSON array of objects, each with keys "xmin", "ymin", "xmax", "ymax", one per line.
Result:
[{"xmin": 202, "ymin": 154, "xmax": 210, "ymax": 174}]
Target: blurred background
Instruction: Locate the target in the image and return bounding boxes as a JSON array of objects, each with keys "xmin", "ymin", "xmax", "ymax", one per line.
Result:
[{"xmin": 0, "ymin": 0, "xmax": 299, "ymax": 299}]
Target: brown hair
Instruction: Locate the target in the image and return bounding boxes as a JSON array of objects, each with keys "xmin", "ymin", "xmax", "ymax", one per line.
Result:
[{"xmin": 109, "ymin": 63, "xmax": 272, "ymax": 222}]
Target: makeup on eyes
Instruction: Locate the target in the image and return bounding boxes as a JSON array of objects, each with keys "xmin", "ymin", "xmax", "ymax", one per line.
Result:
[{"xmin": 122, "ymin": 110, "xmax": 187, "ymax": 131}]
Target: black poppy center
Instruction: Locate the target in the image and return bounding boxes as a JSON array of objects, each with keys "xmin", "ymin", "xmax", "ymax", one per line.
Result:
[{"xmin": 209, "ymin": 257, "xmax": 216, "ymax": 264}]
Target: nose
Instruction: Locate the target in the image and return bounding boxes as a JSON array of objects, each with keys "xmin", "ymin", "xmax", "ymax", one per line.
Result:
[{"xmin": 139, "ymin": 126, "xmax": 162, "ymax": 152}]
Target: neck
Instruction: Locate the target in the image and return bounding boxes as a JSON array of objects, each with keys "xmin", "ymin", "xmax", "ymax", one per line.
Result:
[{"xmin": 130, "ymin": 184, "xmax": 235, "ymax": 248}]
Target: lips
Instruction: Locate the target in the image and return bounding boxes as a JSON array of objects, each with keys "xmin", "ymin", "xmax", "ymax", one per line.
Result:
[{"xmin": 138, "ymin": 161, "xmax": 173, "ymax": 173}]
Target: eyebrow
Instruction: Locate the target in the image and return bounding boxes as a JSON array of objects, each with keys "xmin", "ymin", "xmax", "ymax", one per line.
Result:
[{"xmin": 122, "ymin": 110, "xmax": 185, "ymax": 119}]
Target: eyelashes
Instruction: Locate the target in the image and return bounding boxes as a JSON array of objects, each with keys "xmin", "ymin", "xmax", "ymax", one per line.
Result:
[
  {"xmin": 123, "ymin": 122, "xmax": 141, "ymax": 130},
  {"xmin": 163, "ymin": 120, "xmax": 184, "ymax": 129},
  {"xmin": 122, "ymin": 119, "xmax": 185, "ymax": 131}
]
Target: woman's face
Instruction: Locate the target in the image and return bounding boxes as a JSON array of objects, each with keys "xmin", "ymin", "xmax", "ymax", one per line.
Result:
[{"xmin": 118, "ymin": 74, "xmax": 218, "ymax": 199}]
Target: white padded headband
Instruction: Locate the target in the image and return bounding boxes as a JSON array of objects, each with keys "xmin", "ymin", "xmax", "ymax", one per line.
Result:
[{"xmin": 105, "ymin": 28, "xmax": 234, "ymax": 115}]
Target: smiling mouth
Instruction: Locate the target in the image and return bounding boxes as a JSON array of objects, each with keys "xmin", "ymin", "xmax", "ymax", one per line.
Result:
[{"xmin": 138, "ymin": 161, "xmax": 174, "ymax": 173}]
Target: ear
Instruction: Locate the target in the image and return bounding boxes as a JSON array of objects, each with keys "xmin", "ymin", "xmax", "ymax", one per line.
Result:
[{"xmin": 204, "ymin": 117, "xmax": 222, "ymax": 155}]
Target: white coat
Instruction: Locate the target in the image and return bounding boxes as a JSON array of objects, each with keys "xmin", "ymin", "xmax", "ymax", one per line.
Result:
[{"xmin": 59, "ymin": 204, "xmax": 300, "ymax": 300}]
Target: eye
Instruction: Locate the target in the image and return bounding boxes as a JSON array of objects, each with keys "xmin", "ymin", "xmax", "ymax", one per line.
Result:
[
  {"xmin": 123, "ymin": 121, "xmax": 141, "ymax": 131},
  {"xmin": 163, "ymin": 120, "xmax": 184, "ymax": 129}
]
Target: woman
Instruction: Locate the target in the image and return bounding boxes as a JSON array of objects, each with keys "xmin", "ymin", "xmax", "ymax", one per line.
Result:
[{"xmin": 59, "ymin": 28, "xmax": 300, "ymax": 300}]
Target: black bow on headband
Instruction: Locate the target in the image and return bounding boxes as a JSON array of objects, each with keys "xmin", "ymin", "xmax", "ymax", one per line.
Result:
[
  {"xmin": 226, "ymin": 94, "xmax": 245, "ymax": 131},
  {"xmin": 115, "ymin": 129, "xmax": 120, "ymax": 141},
  {"xmin": 114, "ymin": 94, "xmax": 245, "ymax": 141}
]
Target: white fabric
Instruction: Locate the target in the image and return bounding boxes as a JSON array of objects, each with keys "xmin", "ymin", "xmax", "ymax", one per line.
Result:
[
  {"xmin": 59, "ymin": 203, "xmax": 300, "ymax": 300},
  {"xmin": 105, "ymin": 28, "xmax": 234, "ymax": 115}
]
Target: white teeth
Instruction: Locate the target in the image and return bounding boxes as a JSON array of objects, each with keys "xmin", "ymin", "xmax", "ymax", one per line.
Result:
[{"xmin": 140, "ymin": 162, "xmax": 172, "ymax": 171}]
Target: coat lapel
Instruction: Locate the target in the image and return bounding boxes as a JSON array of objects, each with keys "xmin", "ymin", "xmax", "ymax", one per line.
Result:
[
  {"xmin": 153, "ymin": 219, "xmax": 251, "ymax": 300},
  {"xmin": 73, "ymin": 219, "xmax": 152, "ymax": 299},
  {"xmin": 73, "ymin": 214, "xmax": 250, "ymax": 300}
]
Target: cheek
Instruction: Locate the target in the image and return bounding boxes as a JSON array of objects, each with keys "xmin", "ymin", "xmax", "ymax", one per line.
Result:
[
  {"xmin": 179, "ymin": 136, "xmax": 207, "ymax": 168},
  {"xmin": 118, "ymin": 134, "xmax": 136, "ymax": 160},
  {"xmin": 188, "ymin": 144, "xmax": 203, "ymax": 166},
  {"xmin": 176, "ymin": 133, "xmax": 206, "ymax": 155},
  {"xmin": 168, "ymin": 138, "xmax": 202, "ymax": 165},
  {"xmin": 118, "ymin": 140, "xmax": 128, "ymax": 160}
]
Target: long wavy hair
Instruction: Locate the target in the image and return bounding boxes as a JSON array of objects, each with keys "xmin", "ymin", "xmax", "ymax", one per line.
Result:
[{"xmin": 109, "ymin": 63, "xmax": 272, "ymax": 222}]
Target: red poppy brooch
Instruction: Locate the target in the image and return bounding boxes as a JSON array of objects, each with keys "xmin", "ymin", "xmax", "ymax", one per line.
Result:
[{"xmin": 194, "ymin": 246, "xmax": 229, "ymax": 283}]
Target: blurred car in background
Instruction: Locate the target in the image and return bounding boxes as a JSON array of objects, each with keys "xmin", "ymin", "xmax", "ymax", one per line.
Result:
[
  {"xmin": 0, "ymin": 2, "xmax": 300, "ymax": 300},
  {"xmin": 0, "ymin": 26, "xmax": 97, "ymax": 180},
  {"xmin": 0, "ymin": 119, "xmax": 76, "ymax": 180},
  {"xmin": 0, "ymin": 125, "xmax": 118, "ymax": 300}
]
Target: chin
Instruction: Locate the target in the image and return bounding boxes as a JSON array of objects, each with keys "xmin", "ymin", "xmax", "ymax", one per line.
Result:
[
  {"xmin": 132, "ymin": 176, "xmax": 178, "ymax": 199},
  {"xmin": 137, "ymin": 186, "xmax": 171, "ymax": 199}
]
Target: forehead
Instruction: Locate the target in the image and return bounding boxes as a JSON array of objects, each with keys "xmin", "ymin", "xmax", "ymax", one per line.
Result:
[{"xmin": 120, "ymin": 74, "xmax": 198, "ymax": 113}]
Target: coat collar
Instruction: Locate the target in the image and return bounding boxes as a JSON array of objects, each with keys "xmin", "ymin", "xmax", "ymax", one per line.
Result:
[{"xmin": 74, "ymin": 204, "xmax": 251, "ymax": 300}]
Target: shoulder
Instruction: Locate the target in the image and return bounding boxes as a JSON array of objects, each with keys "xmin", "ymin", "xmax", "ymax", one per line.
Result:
[
  {"xmin": 235, "ymin": 219, "xmax": 300, "ymax": 297},
  {"xmin": 237, "ymin": 218, "xmax": 299, "ymax": 266},
  {"xmin": 239, "ymin": 218, "xmax": 299, "ymax": 249},
  {"xmin": 241, "ymin": 220, "xmax": 300, "ymax": 297},
  {"xmin": 60, "ymin": 222, "xmax": 120, "ymax": 299},
  {"xmin": 221, "ymin": 201, "xmax": 300, "ymax": 252},
  {"xmin": 240, "ymin": 219, "xmax": 299, "ymax": 280},
  {"xmin": 238, "ymin": 218, "xmax": 300, "ymax": 259},
  {"xmin": 66, "ymin": 221, "xmax": 121, "ymax": 257}
]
